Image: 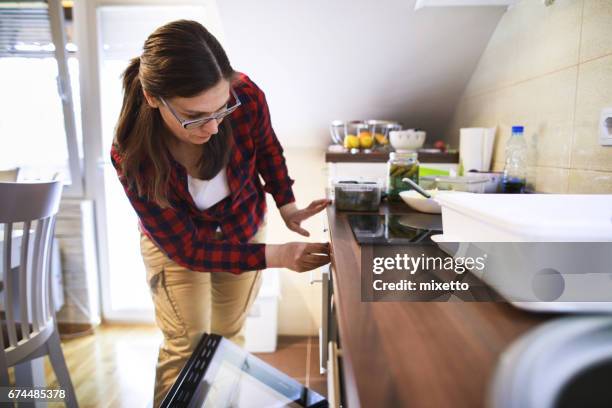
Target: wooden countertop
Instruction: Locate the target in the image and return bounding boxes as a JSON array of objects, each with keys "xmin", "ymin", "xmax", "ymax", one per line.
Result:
[
  {"xmin": 325, "ymin": 150, "xmax": 459, "ymax": 164},
  {"xmin": 326, "ymin": 201, "xmax": 550, "ymax": 408}
]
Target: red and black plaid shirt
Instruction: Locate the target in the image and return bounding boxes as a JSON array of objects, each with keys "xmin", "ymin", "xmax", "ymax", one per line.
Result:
[{"xmin": 111, "ymin": 73, "xmax": 295, "ymax": 274}]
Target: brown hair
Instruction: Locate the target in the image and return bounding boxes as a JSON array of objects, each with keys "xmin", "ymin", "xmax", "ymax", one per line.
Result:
[{"xmin": 114, "ymin": 20, "xmax": 235, "ymax": 208}]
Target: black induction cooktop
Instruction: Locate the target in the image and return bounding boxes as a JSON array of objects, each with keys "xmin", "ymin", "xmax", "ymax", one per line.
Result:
[{"xmin": 348, "ymin": 213, "xmax": 442, "ymax": 245}]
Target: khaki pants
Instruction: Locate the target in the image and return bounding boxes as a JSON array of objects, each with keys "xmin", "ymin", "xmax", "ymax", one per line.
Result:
[{"xmin": 140, "ymin": 223, "xmax": 266, "ymax": 407}]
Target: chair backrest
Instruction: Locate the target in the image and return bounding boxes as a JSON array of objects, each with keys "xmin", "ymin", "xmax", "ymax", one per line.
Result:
[{"xmin": 0, "ymin": 181, "xmax": 63, "ymax": 358}]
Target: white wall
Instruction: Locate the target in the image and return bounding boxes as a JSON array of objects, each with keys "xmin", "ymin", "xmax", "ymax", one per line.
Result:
[{"xmin": 217, "ymin": 0, "xmax": 505, "ymax": 148}]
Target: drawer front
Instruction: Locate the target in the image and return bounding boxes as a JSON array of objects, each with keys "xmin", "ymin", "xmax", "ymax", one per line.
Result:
[{"xmin": 319, "ymin": 264, "xmax": 331, "ymax": 373}]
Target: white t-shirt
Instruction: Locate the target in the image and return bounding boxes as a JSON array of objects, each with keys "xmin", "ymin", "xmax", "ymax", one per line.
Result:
[{"xmin": 187, "ymin": 166, "xmax": 231, "ymax": 211}]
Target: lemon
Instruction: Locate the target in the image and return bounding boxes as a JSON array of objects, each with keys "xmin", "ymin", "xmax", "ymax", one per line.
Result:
[
  {"xmin": 344, "ymin": 135, "xmax": 360, "ymax": 149},
  {"xmin": 359, "ymin": 134, "xmax": 374, "ymax": 149},
  {"xmin": 374, "ymin": 133, "xmax": 388, "ymax": 145}
]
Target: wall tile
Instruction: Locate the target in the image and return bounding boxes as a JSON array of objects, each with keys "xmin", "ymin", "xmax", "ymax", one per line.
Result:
[
  {"xmin": 568, "ymin": 169, "xmax": 612, "ymax": 193},
  {"xmin": 580, "ymin": 0, "xmax": 612, "ymax": 62},
  {"xmin": 572, "ymin": 54, "xmax": 612, "ymax": 171},
  {"xmin": 534, "ymin": 166, "xmax": 570, "ymax": 193},
  {"xmin": 491, "ymin": 79, "xmax": 539, "ymax": 165},
  {"xmin": 448, "ymin": 0, "xmax": 612, "ymax": 194},
  {"xmin": 529, "ymin": 67, "xmax": 577, "ymax": 168},
  {"xmin": 464, "ymin": 0, "xmax": 582, "ymax": 97},
  {"xmin": 513, "ymin": 0, "xmax": 582, "ymax": 83},
  {"xmin": 491, "ymin": 161, "xmax": 505, "ymax": 172},
  {"xmin": 447, "ymin": 92, "xmax": 499, "ymax": 147}
]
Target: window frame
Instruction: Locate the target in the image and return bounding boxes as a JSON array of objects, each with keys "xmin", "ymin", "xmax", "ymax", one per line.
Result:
[{"xmin": 48, "ymin": 0, "xmax": 84, "ymax": 197}]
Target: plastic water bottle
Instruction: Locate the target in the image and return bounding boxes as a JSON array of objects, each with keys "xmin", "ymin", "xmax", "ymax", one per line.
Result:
[{"xmin": 502, "ymin": 126, "xmax": 527, "ymax": 193}]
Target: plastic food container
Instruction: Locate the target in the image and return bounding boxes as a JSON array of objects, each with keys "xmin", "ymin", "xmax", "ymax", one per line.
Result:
[
  {"xmin": 466, "ymin": 171, "xmax": 503, "ymax": 193},
  {"xmin": 334, "ymin": 181, "xmax": 382, "ymax": 211},
  {"xmin": 434, "ymin": 176, "xmax": 488, "ymax": 193}
]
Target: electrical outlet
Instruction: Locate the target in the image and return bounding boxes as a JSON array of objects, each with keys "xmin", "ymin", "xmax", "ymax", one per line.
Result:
[{"xmin": 600, "ymin": 108, "xmax": 612, "ymax": 146}]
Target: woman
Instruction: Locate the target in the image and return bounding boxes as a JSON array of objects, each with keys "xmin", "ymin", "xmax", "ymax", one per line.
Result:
[{"xmin": 110, "ymin": 20, "xmax": 331, "ymax": 406}]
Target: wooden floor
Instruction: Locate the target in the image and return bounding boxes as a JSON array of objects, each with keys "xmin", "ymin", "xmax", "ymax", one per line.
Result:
[{"xmin": 36, "ymin": 324, "xmax": 326, "ymax": 408}]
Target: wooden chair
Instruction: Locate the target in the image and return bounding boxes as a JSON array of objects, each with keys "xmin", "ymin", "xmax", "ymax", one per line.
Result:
[{"xmin": 0, "ymin": 181, "xmax": 78, "ymax": 407}]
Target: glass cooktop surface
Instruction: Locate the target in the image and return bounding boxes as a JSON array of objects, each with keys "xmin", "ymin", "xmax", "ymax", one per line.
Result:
[{"xmin": 347, "ymin": 213, "xmax": 442, "ymax": 245}]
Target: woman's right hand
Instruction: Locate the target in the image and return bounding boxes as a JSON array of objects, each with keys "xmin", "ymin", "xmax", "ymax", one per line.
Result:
[{"xmin": 266, "ymin": 242, "xmax": 330, "ymax": 272}]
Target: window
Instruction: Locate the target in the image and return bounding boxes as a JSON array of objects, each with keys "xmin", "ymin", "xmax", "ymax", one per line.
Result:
[{"xmin": 0, "ymin": 0, "xmax": 82, "ymax": 195}]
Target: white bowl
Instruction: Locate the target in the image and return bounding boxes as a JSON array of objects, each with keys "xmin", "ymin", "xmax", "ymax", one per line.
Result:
[
  {"xmin": 389, "ymin": 129, "xmax": 426, "ymax": 152},
  {"xmin": 399, "ymin": 190, "xmax": 441, "ymax": 214}
]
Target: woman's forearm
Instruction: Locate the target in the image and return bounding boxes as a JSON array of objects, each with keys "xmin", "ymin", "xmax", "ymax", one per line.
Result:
[
  {"xmin": 265, "ymin": 244, "xmax": 282, "ymax": 268},
  {"xmin": 279, "ymin": 202, "xmax": 298, "ymax": 220}
]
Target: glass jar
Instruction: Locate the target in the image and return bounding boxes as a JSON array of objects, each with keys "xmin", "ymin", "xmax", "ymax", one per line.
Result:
[
  {"xmin": 387, "ymin": 151, "xmax": 419, "ymax": 202},
  {"xmin": 366, "ymin": 120, "xmax": 401, "ymax": 147}
]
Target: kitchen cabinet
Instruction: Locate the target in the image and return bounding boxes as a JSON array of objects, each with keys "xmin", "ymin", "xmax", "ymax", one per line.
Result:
[{"xmin": 322, "ymin": 199, "xmax": 550, "ymax": 407}]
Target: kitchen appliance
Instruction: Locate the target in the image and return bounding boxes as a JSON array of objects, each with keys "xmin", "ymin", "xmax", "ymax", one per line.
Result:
[
  {"xmin": 366, "ymin": 120, "xmax": 401, "ymax": 145},
  {"xmin": 161, "ymin": 333, "xmax": 328, "ymax": 408},
  {"xmin": 329, "ymin": 120, "xmax": 345, "ymax": 145},
  {"xmin": 329, "ymin": 120, "xmax": 366, "ymax": 145},
  {"xmin": 330, "ymin": 120, "xmax": 401, "ymax": 149},
  {"xmin": 459, "ymin": 127, "xmax": 496, "ymax": 172},
  {"xmin": 348, "ymin": 213, "xmax": 442, "ymax": 245}
]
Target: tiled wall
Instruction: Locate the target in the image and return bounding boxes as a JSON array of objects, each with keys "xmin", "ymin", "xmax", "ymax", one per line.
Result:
[{"xmin": 447, "ymin": 0, "xmax": 612, "ymax": 193}]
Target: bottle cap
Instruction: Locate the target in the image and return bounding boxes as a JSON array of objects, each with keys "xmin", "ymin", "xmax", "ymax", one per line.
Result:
[{"xmin": 512, "ymin": 126, "xmax": 524, "ymax": 134}]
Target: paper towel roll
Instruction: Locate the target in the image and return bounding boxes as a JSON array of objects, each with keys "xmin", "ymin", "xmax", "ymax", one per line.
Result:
[{"xmin": 460, "ymin": 127, "xmax": 496, "ymax": 172}]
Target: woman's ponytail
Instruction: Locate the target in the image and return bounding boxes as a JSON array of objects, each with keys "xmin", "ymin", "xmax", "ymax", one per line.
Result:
[
  {"xmin": 115, "ymin": 57, "xmax": 143, "ymax": 147},
  {"xmin": 114, "ymin": 57, "xmax": 171, "ymax": 207}
]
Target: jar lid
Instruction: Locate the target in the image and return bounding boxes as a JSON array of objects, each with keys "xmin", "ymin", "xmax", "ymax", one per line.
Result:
[{"xmin": 389, "ymin": 151, "xmax": 418, "ymax": 160}]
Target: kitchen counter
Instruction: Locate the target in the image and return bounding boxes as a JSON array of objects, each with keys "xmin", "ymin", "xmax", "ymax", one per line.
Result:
[
  {"xmin": 325, "ymin": 200, "xmax": 549, "ymax": 408},
  {"xmin": 325, "ymin": 150, "xmax": 459, "ymax": 163}
]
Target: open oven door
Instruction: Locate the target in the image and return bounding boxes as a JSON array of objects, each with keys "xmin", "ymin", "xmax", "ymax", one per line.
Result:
[{"xmin": 160, "ymin": 333, "xmax": 328, "ymax": 408}]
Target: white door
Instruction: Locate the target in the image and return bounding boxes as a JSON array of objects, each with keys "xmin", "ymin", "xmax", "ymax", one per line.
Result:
[{"xmin": 83, "ymin": 2, "xmax": 225, "ymax": 321}]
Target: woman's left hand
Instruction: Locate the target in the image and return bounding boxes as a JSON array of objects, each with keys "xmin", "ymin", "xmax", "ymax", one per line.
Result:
[{"xmin": 280, "ymin": 199, "xmax": 332, "ymax": 237}]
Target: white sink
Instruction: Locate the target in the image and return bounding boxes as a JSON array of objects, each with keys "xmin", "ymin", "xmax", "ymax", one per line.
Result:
[
  {"xmin": 435, "ymin": 193, "xmax": 612, "ymax": 242},
  {"xmin": 432, "ymin": 194, "xmax": 612, "ymax": 313}
]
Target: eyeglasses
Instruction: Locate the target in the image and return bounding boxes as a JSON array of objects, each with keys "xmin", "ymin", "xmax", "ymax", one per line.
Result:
[{"xmin": 159, "ymin": 88, "xmax": 242, "ymax": 130}]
